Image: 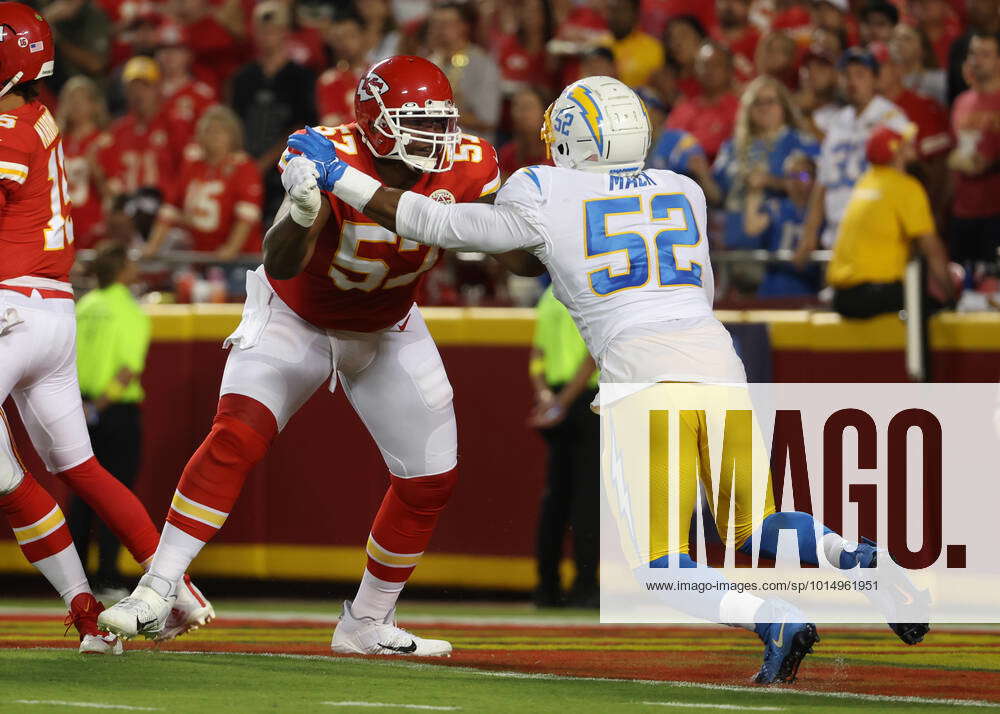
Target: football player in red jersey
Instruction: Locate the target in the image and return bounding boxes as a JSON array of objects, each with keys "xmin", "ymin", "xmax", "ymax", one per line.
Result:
[
  {"xmin": 0, "ymin": 2, "xmax": 214, "ymax": 653},
  {"xmin": 144, "ymin": 105, "xmax": 264, "ymax": 260},
  {"xmin": 101, "ymin": 55, "xmax": 542, "ymax": 654}
]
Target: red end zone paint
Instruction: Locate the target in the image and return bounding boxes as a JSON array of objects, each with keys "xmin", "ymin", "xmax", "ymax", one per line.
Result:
[{"xmin": 3, "ymin": 614, "xmax": 998, "ymax": 703}]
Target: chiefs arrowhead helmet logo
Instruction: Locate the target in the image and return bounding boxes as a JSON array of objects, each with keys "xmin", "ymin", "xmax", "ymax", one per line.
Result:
[{"xmin": 357, "ymin": 72, "xmax": 390, "ymax": 102}]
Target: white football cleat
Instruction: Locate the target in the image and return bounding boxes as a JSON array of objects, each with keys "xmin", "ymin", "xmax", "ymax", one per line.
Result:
[
  {"xmin": 97, "ymin": 573, "xmax": 175, "ymax": 640},
  {"xmin": 155, "ymin": 574, "xmax": 216, "ymax": 642},
  {"xmin": 79, "ymin": 632, "xmax": 124, "ymax": 655},
  {"xmin": 330, "ymin": 600, "xmax": 452, "ymax": 657}
]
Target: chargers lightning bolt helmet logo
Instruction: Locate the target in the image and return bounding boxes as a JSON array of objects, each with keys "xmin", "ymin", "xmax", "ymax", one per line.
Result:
[
  {"xmin": 567, "ymin": 84, "xmax": 604, "ymax": 154},
  {"xmin": 540, "ymin": 76, "xmax": 651, "ymax": 175}
]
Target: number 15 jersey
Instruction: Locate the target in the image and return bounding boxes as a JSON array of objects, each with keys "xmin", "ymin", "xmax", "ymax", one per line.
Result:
[
  {"xmin": 272, "ymin": 124, "xmax": 501, "ymax": 332},
  {"xmin": 0, "ymin": 101, "xmax": 74, "ymax": 286},
  {"xmin": 499, "ymin": 165, "xmax": 715, "ymax": 360}
]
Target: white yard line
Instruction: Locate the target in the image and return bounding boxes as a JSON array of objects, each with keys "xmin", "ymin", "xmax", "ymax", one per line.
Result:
[
  {"xmin": 642, "ymin": 703, "xmax": 785, "ymax": 711},
  {"xmin": 4, "ymin": 603, "xmax": 1000, "ymax": 631},
  {"xmin": 322, "ymin": 702, "xmax": 460, "ymax": 711},
  {"xmin": 98, "ymin": 649, "xmax": 1000, "ymax": 709},
  {"xmin": 12, "ymin": 701, "xmax": 162, "ymax": 711},
  {"xmin": 7, "ymin": 646, "xmax": 1000, "ymax": 709}
]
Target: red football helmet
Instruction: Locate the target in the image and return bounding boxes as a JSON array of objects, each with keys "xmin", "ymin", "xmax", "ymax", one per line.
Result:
[
  {"xmin": 0, "ymin": 2, "xmax": 54, "ymax": 99},
  {"xmin": 354, "ymin": 56, "xmax": 461, "ymax": 173}
]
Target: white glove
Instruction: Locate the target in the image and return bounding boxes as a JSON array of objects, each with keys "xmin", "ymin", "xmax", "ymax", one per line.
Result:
[{"xmin": 282, "ymin": 155, "xmax": 322, "ymax": 227}]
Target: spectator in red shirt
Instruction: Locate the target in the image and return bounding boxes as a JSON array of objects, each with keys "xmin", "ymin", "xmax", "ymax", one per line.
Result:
[
  {"xmin": 756, "ymin": 31, "xmax": 799, "ymax": 90},
  {"xmin": 891, "ymin": 23, "xmax": 948, "ymax": 107},
  {"xmin": 155, "ymin": 22, "xmax": 217, "ymax": 152},
  {"xmin": 948, "ymin": 31, "xmax": 1000, "ymax": 266},
  {"xmin": 315, "ymin": 9, "xmax": 369, "ymax": 127},
  {"xmin": 714, "ymin": 0, "xmax": 760, "ymax": 85},
  {"xmin": 496, "ymin": 0, "xmax": 556, "ymax": 96},
  {"xmin": 174, "ymin": 0, "xmax": 249, "ymax": 93},
  {"xmin": 640, "ymin": 0, "xmax": 715, "ymax": 41},
  {"xmin": 497, "ymin": 86, "xmax": 552, "ymax": 179},
  {"xmin": 144, "ymin": 105, "xmax": 264, "ymax": 260},
  {"xmin": 57, "ymin": 76, "xmax": 109, "ymax": 250},
  {"xmin": 877, "ymin": 47, "xmax": 952, "ymax": 226},
  {"xmin": 911, "ymin": 0, "xmax": 963, "ymax": 70},
  {"xmin": 96, "ymin": 56, "xmax": 178, "ymax": 199},
  {"xmin": 664, "ymin": 15, "xmax": 709, "ymax": 98},
  {"xmin": 666, "ymin": 41, "xmax": 740, "ymax": 160}
]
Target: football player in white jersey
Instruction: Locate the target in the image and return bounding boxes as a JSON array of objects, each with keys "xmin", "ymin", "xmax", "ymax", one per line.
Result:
[
  {"xmin": 798, "ymin": 48, "xmax": 910, "ymax": 255},
  {"xmin": 284, "ymin": 76, "xmax": 929, "ymax": 684}
]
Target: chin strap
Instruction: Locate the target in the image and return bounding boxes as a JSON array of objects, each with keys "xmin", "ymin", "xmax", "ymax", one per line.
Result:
[{"xmin": 0, "ymin": 71, "xmax": 23, "ymax": 100}]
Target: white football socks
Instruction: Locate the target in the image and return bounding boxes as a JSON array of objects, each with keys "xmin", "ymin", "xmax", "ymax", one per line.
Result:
[
  {"xmin": 33, "ymin": 543, "xmax": 91, "ymax": 608},
  {"xmin": 148, "ymin": 523, "xmax": 206, "ymax": 586},
  {"xmin": 351, "ymin": 570, "xmax": 406, "ymax": 620},
  {"xmin": 719, "ymin": 591, "xmax": 767, "ymax": 632}
]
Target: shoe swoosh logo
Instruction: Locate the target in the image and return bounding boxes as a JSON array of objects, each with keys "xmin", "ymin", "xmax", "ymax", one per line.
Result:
[
  {"xmin": 894, "ymin": 584, "xmax": 915, "ymax": 606},
  {"xmin": 137, "ymin": 617, "xmax": 157, "ymax": 631},
  {"xmin": 772, "ymin": 622, "xmax": 785, "ymax": 649},
  {"xmin": 397, "ymin": 315, "xmax": 411, "ymax": 331},
  {"xmin": 377, "ymin": 640, "xmax": 417, "ymax": 653}
]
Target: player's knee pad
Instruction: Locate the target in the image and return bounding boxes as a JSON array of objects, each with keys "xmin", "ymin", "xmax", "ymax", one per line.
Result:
[
  {"xmin": 216, "ymin": 393, "xmax": 279, "ymax": 442},
  {"xmin": 0, "ymin": 419, "xmax": 25, "ymax": 496},
  {"xmin": 180, "ymin": 395, "xmax": 276, "ymax": 498},
  {"xmin": 0, "ymin": 451, "xmax": 24, "ymax": 496},
  {"xmin": 389, "ymin": 468, "xmax": 458, "ymax": 514},
  {"xmin": 202, "ymin": 412, "xmax": 273, "ymax": 478}
]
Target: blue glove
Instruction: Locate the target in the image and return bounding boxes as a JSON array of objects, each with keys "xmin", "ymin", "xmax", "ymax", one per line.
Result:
[{"xmin": 287, "ymin": 126, "xmax": 347, "ymax": 192}]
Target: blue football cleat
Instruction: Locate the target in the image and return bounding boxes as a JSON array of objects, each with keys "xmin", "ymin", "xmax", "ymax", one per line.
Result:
[{"xmin": 752, "ymin": 605, "xmax": 819, "ymax": 684}]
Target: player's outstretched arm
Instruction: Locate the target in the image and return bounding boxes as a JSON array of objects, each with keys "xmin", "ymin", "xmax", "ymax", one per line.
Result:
[
  {"xmin": 476, "ymin": 193, "xmax": 546, "ymax": 277},
  {"xmin": 358, "ymin": 184, "xmax": 539, "ymax": 254},
  {"xmin": 286, "ymin": 127, "xmax": 543, "ymax": 254},
  {"xmin": 263, "ymin": 156, "xmax": 329, "ymax": 280}
]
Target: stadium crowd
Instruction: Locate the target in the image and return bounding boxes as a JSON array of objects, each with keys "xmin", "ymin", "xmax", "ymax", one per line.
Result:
[{"xmin": 37, "ymin": 0, "xmax": 1000, "ymax": 306}]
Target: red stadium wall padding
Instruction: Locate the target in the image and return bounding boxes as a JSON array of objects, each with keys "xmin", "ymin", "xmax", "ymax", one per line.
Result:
[
  {"xmin": 1, "ymin": 342, "xmax": 549, "ymax": 562},
  {"xmin": 3, "ymin": 314, "xmax": 998, "ymax": 584}
]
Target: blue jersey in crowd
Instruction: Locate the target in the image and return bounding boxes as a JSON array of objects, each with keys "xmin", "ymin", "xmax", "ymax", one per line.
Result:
[
  {"xmin": 713, "ymin": 128, "xmax": 819, "ymax": 249},
  {"xmin": 646, "ymin": 129, "xmax": 705, "ymax": 175},
  {"xmin": 751, "ymin": 197, "xmax": 821, "ymax": 297}
]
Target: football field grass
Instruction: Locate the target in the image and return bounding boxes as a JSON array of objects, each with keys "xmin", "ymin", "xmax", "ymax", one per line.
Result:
[{"xmin": 2, "ymin": 599, "xmax": 999, "ymax": 713}]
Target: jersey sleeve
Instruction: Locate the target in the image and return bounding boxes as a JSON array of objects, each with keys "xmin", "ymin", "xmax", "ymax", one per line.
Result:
[
  {"xmin": 234, "ymin": 159, "xmax": 264, "ymax": 224},
  {"xmin": 157, "ymin": 159, "xmax": 194, "ymax": 223},
  {"xmin": 395, "ymin": 167, "xmax": 546, "ymax": 254}
]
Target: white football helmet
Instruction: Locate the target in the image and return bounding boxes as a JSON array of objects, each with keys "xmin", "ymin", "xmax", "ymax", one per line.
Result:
[{"xmin": 541, "ymin": 76, "xmax": 651, "ymax": 175}]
